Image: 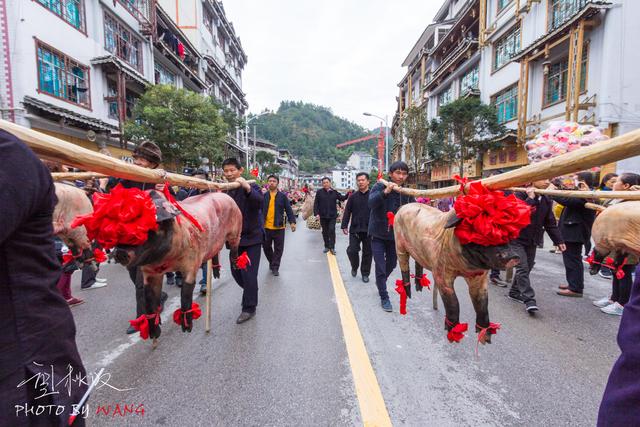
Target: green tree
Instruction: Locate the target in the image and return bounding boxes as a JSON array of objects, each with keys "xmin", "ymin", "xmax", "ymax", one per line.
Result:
[
  {"xmin": 428, "ymin": 97, "xmax": 506, "ymax": 176},
  {"xmin": 398, "ymin": 105, "xmax": 429, "ymax": 175},
  {"xmin": 124, "ymin": 85, "xmax": 228, "ymax": 167}
]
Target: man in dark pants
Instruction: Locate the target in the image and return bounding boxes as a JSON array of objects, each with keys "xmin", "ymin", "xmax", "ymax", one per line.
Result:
[
  {"xmin": 222, "ymin": 158, "xmax": 264, "ymax": 324},
  {"xmin": 550, "ymin": 173, "xmax": 596, "ymax": 297},
  {"xmin": 509, "ymin": 182, "xmax": 565, "ymax": 313},
  {"xmin": 341, "ymin": 172, "xmax": 372, "ymax": 282},
  {"xmin": 314, "ymin": 177, "xmax": 346, "ymax": 255},
  {"xmin": 262, "ymin": 175, "xmax": 296, "ymax": 276},
  {"xmin": 118, "ymin": 141, "xmax": 169, "ymax": 333},
  {"xmin": 0, "ymin": 130, "xmax": 88, "ymax": 426},
  {"xmin": 368, "ymin": 161, "xmax": 415, "ymax": 312}
]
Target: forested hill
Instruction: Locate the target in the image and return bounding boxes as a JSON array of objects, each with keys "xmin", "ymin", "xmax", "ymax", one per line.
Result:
[{"xmin": 255, "ymin": 101, "xmax": 378, "ymax": 173}]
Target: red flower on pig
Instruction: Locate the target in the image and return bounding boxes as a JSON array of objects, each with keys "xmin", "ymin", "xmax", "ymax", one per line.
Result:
[
  {"xmin": 395, "ymin": 279, "xmax": 408, "ymax": 315},
  {"xmin": 93, "ymin": 248, "xmax": 107, "ymax": 263},
  {"xmin": 235, "ymin": 252, "xmax": 251, "ymax": 270},
  {"xmin": 453, "ymin": 181, "xmax": 531, "ymax": 246},
  {"xmin": 71, "ymin": 184, "xmax": 158, "ymax": 249}
]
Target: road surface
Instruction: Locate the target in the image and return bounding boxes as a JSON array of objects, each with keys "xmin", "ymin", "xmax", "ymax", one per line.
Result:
[{"xmin": 68, "ymin": 222, "xmax": 621, "ymax": 426}]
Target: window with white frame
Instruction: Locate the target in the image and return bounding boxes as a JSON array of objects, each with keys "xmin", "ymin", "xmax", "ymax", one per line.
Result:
[
  {"xmin": 438, "ymin": 85, "xmax": 453, "ymax": 108},
  {"xmin": 37, "ymin": 0, "xmax": 85, "ymax": 32},
  {"xmin": 36, "ymin": 40, "xmax": 90, "ymax": 108},
  {"xmin": 543, "ymin": 50, "xmax": 587, "ymax": 106},
  {"xmin": 154, "ymin": 62, "xmax": 176, "ymax": 86},
  {"xmin": 492, "ymin": 84, "xmax": 518, "ymax": 123},
  {"xmin": 493, "ymin": 25, "xmax": 520, "ymax": 70},
  {"xmin": 460, "ymin": 66, "xmax": 479, "ymax": 94},
  {"xmin": 497, "ymin": 0, "xmax": 512, "ymax": 13}
]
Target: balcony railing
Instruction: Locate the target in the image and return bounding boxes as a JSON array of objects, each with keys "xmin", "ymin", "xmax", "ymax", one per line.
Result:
[{"xmin": 549, "ymin": 0, "xmax": 589, "ymax": 31}]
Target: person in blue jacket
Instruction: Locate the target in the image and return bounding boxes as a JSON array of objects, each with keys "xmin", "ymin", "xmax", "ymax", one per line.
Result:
[{"xmin": 368, "ymin": 161, "xmax": 415, "ymax": 312}]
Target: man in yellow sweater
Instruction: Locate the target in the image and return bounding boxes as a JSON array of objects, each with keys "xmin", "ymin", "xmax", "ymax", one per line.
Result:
[{"xmin": 262, "ymin": 175, "xmax": 297, "ymax": 276}]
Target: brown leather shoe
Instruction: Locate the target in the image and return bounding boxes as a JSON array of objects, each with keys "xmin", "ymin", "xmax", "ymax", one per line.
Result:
[
  {"xmin": 558, "ymin": 285, "xmax": 569, "ymax": 290},
  {"xmin": 557, "ymin": 289, "xmax": 583, "ymax": 297}
]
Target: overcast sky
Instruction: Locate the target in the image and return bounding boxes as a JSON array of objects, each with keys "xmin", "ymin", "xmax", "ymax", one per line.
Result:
[{"xmin": 222, "ymin": 1, "xmax": 440, "ymax": 129}]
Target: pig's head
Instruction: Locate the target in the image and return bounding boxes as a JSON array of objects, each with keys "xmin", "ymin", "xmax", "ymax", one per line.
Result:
[
  {"xmin": 445, "ymin": 213, "xmax": 520, "ymax": 271},
  {"xmin": 113, "ymin": 191, "xmax": 180, "ymax": 269}
]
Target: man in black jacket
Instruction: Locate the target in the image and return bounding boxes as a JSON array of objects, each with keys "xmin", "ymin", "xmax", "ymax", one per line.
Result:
[
  {"xmin": 509, "ymin": 182, "xmax": 565, "ymax": 313},
  {"xmin": 222, "ymin": 158, "xmax": 264, "ymax": 324},
  {"xmin": 314, "ymin": 177, "xmax": 347, "ymax": 255},
  {"xmin": 341, "ymin": 172, "xmax": 372, "ymax": 282},
  {"xmin": 550, "ymin": 173, "xmax": 596, "ymax": 297},
  {"xmin": 369, "ymin": 161, "xmax": 415, "ymax": 312},
  {"xmin": 118, "ymin": 141, "xmax": 170, "ymax": 333},
  {"xmin": 262, "ymin": 175, "xmax": 296, "ymax": 276}
]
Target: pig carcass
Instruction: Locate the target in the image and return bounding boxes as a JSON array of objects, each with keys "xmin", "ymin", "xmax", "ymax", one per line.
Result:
[
  {"xmin": 589, "ymin": 201, "xmax": 640, "ymax": 275},
  {"xmin": 81, "ymin": 187, "xmax": 243, "ymax": 343},
  {"xmin": 394, "ymin": 186, "xmax": 529, "ymax": 344},
  {"xmin": 53, "ymin": 182, "xmax": 93, "ymax": 251}
]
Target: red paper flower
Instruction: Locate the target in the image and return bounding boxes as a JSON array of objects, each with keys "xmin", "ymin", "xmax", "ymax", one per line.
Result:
[
  {"xmin": 250, "ymin": 168, "xmax": 259, "ymax": 177},
  {"xmin": 447, "ymin": 322, "xmax": 468, "ymax": 343},
  {"xmin": 395, "ymin": 279, "xmax": 408, "ymax": 315},
  {"xmin": 235, "ymin": 251, "xmax": 251, "ymax": 270},
  {"xmin": 71, "ymin": 184, "xmax": 158, "ymax": 249},
  {"xmin": 419, "ymin": 274, "xmax": 431, "ymax": 290},
  {"xmin": 93, "ymin": 248, "xmax": 107, "ymax": 263},
  {"xmin": 386, "ymin": 211, "xmax": 395, "ymax": 229},
  {"xmin": 172, "ymin": 303, "xmax": 202, "ymax": 327},
  {"xmin": 476, "ymin": 322, "xmax": 501, "ymax": 356},
  {"xmin": 129, "ymin": 315, "xmax": 150, "ymax": 340},
  {"xmin": 453, "ymin": 181, "xmax": 531, "ymax": 246},
  {"xmin": 62, "ymin": 253, "xmax": 75, "ymax": 265}
]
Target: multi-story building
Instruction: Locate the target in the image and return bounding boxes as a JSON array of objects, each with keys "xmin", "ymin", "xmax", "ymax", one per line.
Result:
[
  {"xmin": 331, "ymin": 165, "xmax": 357, "ymax": 190},
  {"xmin": 393, "ymin": 0, "xmax": 640, "ymax": 187},
  {"xmin": 0, "ymin": 0, "xmax": 249, "ymax": 165},
  {"xmin": 277, "ymin": 148, "xmax": 299, "ymax": 189},
  {"xmin": 347, "ymin": 151, "xmax": 375, "ymax": 173}
]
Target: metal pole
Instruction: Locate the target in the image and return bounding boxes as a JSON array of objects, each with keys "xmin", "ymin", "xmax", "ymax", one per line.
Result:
[
  {"xmin": 245, "ymin": 116, "xmax": 249, "ymax": 170},
  {"xmin": 253, "ymin": 124, "xmax": 256, "ymax": 166},
  {"xmin": 385, "ymin": 115, "xmax": 389, "ymax": 172}
]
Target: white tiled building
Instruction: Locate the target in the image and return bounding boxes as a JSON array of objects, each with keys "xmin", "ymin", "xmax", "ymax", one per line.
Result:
[
  {"xmin": 393, "ymin": 0, "xmax": 640, "ymax": 183},
  {"xmin": 347, "ymin": 151, "xmax": 375, "ymax": 173},
  {"xmin": 0, "ymin": 0, "xmax": 248, "ymax": 162},
  {"xmin": 331, "ymin": 165, "xmax": 357, "ymax": 190}
]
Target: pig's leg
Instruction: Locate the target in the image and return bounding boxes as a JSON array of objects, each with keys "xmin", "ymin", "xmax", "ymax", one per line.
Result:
[
  {"xmin": 179, "ymin": 269, "xmax": 197, "ymax": 333},
  {"xmin": 212, "ymin": 253, "xmax": 221, "ymax": 279},
  {"xmin": 396, "ymin": 237, "xmax": 412, "ymax": 299},
  {"xmin": 144, "ymin": 274, "xmax": 163, "ymax": 341},
  {"xmin": 589, "ymin": 248, "xmax": 607, "ymax": 275},
  {"xmin": 438, "ymin": 273, "xmax": 461, "ymax": 331},
  {"xmin": 414, "ymin": 261, "xmax": 425, "ymax": 293},
  {"xmin": 229, "ymin": 245, "xmax": 240, "ymax": 269},
  {"xmin": 465, "ymin": 274, "xmax": 493, "ymax": 344}
]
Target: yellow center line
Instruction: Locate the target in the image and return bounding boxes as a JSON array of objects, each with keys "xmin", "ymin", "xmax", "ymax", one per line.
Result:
[{"xmin": 326, "ymin": 253, "xmax": 392, "ymax": 427}]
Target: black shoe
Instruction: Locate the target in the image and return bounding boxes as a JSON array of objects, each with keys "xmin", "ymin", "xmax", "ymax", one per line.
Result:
[
  {"xmin": 236, "ymin": 311, "xmax": 255, "ymax": 324},
  {"xmin": 525, "ymin": 301, "xmax": 539, "ymax": 314},
  {"xmin": 272, "ymin": 269, "xmax": 279, "ymax": 276},
  {"xmin": 362, "ymin": 276, "xmax": 369, "ymax": 283},
  {"xmin": 323, "ymin": 248, "xmax": 330, "ymax": 253},
  {"xmin": 351, "ymin": 269, "xmax": 357, "ymax": 277},
  {"xmin": 126, "ymin": 325, "xmax": 137, "ymax": 334},
  {"xmin": 508, "ymin": 293, "xmax": 526, "ymax": 304},
  {"xmin": 200, "ymin": 283, "xmax": 207, "ymax": 295},
  {"xmin": 166, "ymin": 276, "xmax": 175, "ymax": 286}
]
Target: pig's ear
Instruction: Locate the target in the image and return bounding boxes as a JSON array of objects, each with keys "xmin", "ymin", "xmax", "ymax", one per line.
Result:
[
  {"xmin": 149, "ymin": 191, "xmax": 180, "ymax": 222},
  {"xmin": 444, "ymin": 211, "xmax": 463, "ymax": 229}
]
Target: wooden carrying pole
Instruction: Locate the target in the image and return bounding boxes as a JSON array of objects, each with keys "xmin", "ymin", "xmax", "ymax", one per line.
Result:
[
  {"xmin": 508, "ymin": 188, "xmax": 640, "ymax": 200},
  {"xmin": 377, "ymin": 128, "xmax": 640, "ymax": 198},
  {"xmin": 205, "ymin": 259, "xmax": 213, "ymax": 333},
  {"xmin": 52, "ymin": 172, "xmax": 108, "ymax": 181},
  {"xmin": 0, "ymin": 119, "xmax": 248, "ymax": 191}
]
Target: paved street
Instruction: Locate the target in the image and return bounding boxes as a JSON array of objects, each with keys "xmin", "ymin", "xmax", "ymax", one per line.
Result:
[{"xmin": 70, "ymin": 223, "xmax": 621, "ymax": 426}]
